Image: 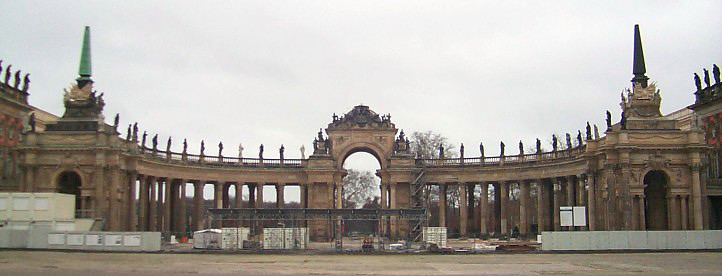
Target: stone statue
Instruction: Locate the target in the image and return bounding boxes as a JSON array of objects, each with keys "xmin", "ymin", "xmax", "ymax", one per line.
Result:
[
  {"xmin": 166, "ymin": 137, "xmax": 172, "ymax": 152},
  {"xmin": 259, "ymin": 144, "xmax": 264, "ymax": 159},
  {"xmin": 28, "ymin": 113, "xmax": 36, "ymax": 132},
  {"xmin": 300, "ymin": 145, "xmax": 305, "ymax": 159},
  {"xmin": 585, "ymin": 122, "xmax": 592, "ymax": 140},
  {"xmin": 479, "ymin": 142, "xmax": 484, "ymax": 158},
  {"xmin": 113, "ymin": 113, "xmax": 120, "ymax": 131},
  {"xmin": 22, "ymin": 73, "xmax": 30, "ymax": 92},
  {"xmin": 141, "ymin": 131, "xmax": 147, "ymax": 148},
  {"xmin": 4, "ymin": 65, "xmax": 11, "ymax": 85},
  {"xmin": 577, "ymin": 130, "xmax": 583, "ymax": 146},
  {"xmin": 126, "ymin": 125, "xmax": 131, "ymax": 140},
  {"xmin": 620, "ymin": 111, "xmax": 627, "ymax": 130},
  {"xmin": 438, "ymin": 144, "xmax": 444, "ymax": 159},
  {"xmin": 183, "ymin": 139, "xmax": 188, "ymax": 154},
  {"xmin": 518, "ymin": 140, "xmax": 523, "ymax": 155},
  {"xmin": 694, "ymin": 73, "xmax": 702, "ymax": 91},
  {"xmin": 552, "ymin": 135, "xmax": 558, "ymax": 151},
  {"xmin": 280, "ymin": 144, "xmax": 285, "ymax": 159},
  {"xmin": 332, "ymin": 113, "xmax": 338, "ymax": 122},
  {"xmin": 704, "ymin": 68, "xmax": 711, "ymax": 88},
  {"xmin": 0, "ymin": 60, "xmax": 3, "ymax": 78},
  {"xmin": 535, "ymin": 138, "xmax": 541, "ymax": 153},
  {"xmin": 605, "ymin": 111, "xmax": 612, "ymax": 130},
  {"xmin": 317, "ymin": 128, "xmax": 324, "ymax": 142},
  {"xmin": 714, "ymin": 64, "xmax": 721, "ymax": 85},
  {"xmin": 565, "ymin": 133, "xmax": 572, "ymax": 149},
  {"xmin": 200, "ymin": 140, "xmax": 205, "ymax": 156},
  {"xmin": 500, "ymin": 141, "xmax": 505, "ymax": 156},
  {"xmin": 152, "ymin": 134, "xmax": 158, "ymax": 150},
  {"xmin": 594, "ymin": 124, "xmax": 600, "ymax": 139},
  {"xmin": 132, "ymin": 123, "xmax": 138, "ymax": 142},
  {"xmin": 460, "ymin": 143, "xmax": 464, "ymax": 158},
  {"xmin": 218, "ymin": 142, "xmax": 224, "ymax": 157},
  {"xmin": 13, "ymin": 70, "xmax": 21, "ymax": 89},
  {"xmin": 238, "ymin": 143, "xmax": 244, "ymax": 159}
]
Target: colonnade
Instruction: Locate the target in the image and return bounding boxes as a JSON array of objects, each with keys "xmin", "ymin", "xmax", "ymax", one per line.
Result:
[
  {"xmin": 434, "ymin": 175, "xmax": 594, "ymax": 238},
  {"xmin": 131, "ymin": 174, "xmax": 308, "ymax": 235}
]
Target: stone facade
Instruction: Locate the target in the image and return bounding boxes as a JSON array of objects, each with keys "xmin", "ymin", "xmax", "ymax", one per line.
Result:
[{"xmin": 8, "ymin": 25, "xmax": 720, "ymax": 241}]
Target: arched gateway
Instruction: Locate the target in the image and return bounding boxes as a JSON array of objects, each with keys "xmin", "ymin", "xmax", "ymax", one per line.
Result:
[{"xmin": 15, "ymin": 25, "xmax": 713, "ymax": 242}]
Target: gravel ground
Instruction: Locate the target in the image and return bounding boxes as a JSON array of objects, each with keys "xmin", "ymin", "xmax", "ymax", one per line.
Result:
[{"xmin": 0, "ymin": 250, "xmax": 720, "ymax": 275}]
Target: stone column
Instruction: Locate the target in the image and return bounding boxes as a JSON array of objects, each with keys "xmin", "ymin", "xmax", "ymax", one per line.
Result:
[
  {"xmin": 222, "ymin": 184, "xmax": 230, "ymax": 209},
  {"xmin": 336, "ymin": 182, "xmax": 343, "ymax": 209},
  {"xmin": 459, "ymin": 183, "xmax": 468, "ymax": 238},
  {"xmin": 193, "ymin": 181, "xmax": 204, "ymax": 231},
  {"xmin": 690, "ymin": 164, "xmax": 703, "ymax": 230},
  {"xmin": 536, "ymin": 179, "xmax": 545, "ymax": 232},
  {"xmin": 480, "ymin": 182, "xmax": 488, "ymax": 237},
  {"xmin": 638, "ymin": 194, "xmax": 646, "ymax": 230},
  {"xmin": 586, "ymin": 174, "xmax": 596, "ymax": 231},
  {"xmin": 127, "ymin": 172, "xmax": 138, "ymax": 231},
  {"xmin": 439, "ymin": 184, "xmax": 447, "ymax": 227},
  {"xmin": 493, "ymin": 183, "xmax": 501, "ymax": 234},
  {"xmin": 179, "ymin": 182, "xmax": 187, "ymax": 236},
  {"xmin": 235, "ymin": 183, "xmax": 243, "ymax": 208},
  {"xmin": 139, "ymin": 175, "xmax": 149, "ymax": 231},
  {"xmin": 300, "ymin": 184, "xmax": 307, "ymax": 208},
  {"xmin": 519, "ymin": 180, "xmax": 530, "ymax": 238},
  {"xmin": 248, "ymin": 184, "xmax": 256, "ymax": 208},
  {"xmin": 256, "ymin": 183, "xmax": 264, "ymax": 208},
  {"xmin": 93, "ymin": 164, "xmax": 106, "ymax": 217},
  {"xmin": 277, "ymin": 183, "xmax": 285, "ymax": 208},
  {"xmin": 156, "ymin": 179, "xmax": 164, "ymax": 231},
  {"xmin": 681, "ymin": 195, "xmax": 688, "ymax": 230},
  {"xmin": 567, "ymin": 176, "xmax": 576, "ymax": 231},
  {"xmin": 670, "ymin": 195, "xmax": 680, "ymax": 230},
  {"xmin": 632, "ymin": 195, "xmax": 640, "ymax": 230},
  {"xmin": 468, "ymin": 184, "xmax": 476, "ymax": 234},
  {"xmin": 149, "ymin": 178, "xmax": 158, "ymax": 231},
  {"xmin": 500, "ymin": 181, "xmax": 509, "ymax": 235},
  {"xmin": 214, "ymin": 182, "xmax": 223, "ymax": 209},
  {"xmin": 164, "ymin": 178, "xmax": 173, "ymax": 235},
  {"xmin": 108, "ymin": 167, "xmax": 121, "ymax": 231},
  {"xmin": 553, "ymin": 179, "xmax": 561, "ymax": 231},
  {"xmin": 577, "ymin": 175, "xmax": 587, "ymax": 231},
  {"xmin": 390, "ymin": 183, "xmax": 398, "ymax": 238}
]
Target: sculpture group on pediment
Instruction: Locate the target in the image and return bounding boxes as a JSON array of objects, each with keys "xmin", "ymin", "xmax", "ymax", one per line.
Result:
[{"xmin": 394, "ymin": 130, "xmax": 411, "ymax": 154}]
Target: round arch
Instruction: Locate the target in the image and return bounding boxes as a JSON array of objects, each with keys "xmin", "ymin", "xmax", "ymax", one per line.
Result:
[
  {"xmin": 643, "ymin": 169, "xmax": 671, "ymax": 230},
  {"xmin": 334, "ymin": 141, "xmax": 388, "ymax": 170},
  {"xmin": 55, "ymin": 170, "xmax": 83, "ymax": 211}
]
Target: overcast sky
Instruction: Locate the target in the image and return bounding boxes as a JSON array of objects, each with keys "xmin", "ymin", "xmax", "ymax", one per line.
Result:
[{"xmin": 2, "ymin": 1, "xmax": 721, "ymax": 200}]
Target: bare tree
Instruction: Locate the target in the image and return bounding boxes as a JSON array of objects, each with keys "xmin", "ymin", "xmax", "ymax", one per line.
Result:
[
  {"xmin": 342, "ymin": 169, "xmax": 376, "ymax": 209},
  {"xmin": 410, "ymin": 131, "xmax": 458, "ymax": 159}
]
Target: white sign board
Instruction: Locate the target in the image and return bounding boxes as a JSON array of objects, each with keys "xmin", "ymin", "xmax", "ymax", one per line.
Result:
[
  {"xmin": 48, "ymin": 234, "xmax": 66, "ymax": 245},
  {"xmin": 124, "ymin": 235, "xmax": 142, "ymax": 247},
  {"xmin": 67, "ymin": 234, "xmax": 85, "ymax": 246},
  {"xmin": 86, "ymin": 234, "xmax": 103, "ymax": 246},
  {"xmin": 105, "ymin": 235, "xmax": 123, "ymax": 246},
  {"xmin": 560, "ymin": 206, "xmax": 574, "ymax": 227},
  {"xmin": 573, "ymin": 206, "xmax": 587, "ymax": 226}
]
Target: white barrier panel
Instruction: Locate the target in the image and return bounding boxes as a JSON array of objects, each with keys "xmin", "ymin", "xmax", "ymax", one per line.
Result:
[
  {"xmin": 541, "ymin": 230, "xmax": 722, "ymax": 251},
  {"xmin": 0, "ymin": 229, "xmax": 161, "ymax": 251}
]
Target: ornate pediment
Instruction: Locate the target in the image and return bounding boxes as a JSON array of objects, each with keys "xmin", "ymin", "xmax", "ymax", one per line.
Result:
[
  {"xmin": 328, "ymin": 105, "xmax": 395, "ymax": 129},
  {"xmin": 621, "ymin": 82, "xmax": 663, "ymax": 118}
]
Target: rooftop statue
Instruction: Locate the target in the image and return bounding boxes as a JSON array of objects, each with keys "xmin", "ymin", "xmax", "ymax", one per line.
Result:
[
  {"xmin": 714, "ymin": 64, "xmax": 720, "ymax": 84},
  {"xmin": 620, "ymin": 111, "xmax": 627, "ymax": 130},
  {"xmin": 438, "ymin": 144, "xmax": 444, "ymax": 159},
  {"xmin": 22, "ymin": 73, "xmax": 30, "ymax": 92},
  {"xmin": 141, "ymin": 131, "xmax": 147, "ymax": 148},
  {"xmin": 460, "ymin": 143, "xmax": 465, "ymax": 158},
  {"xmin": 238, "ymin": 143, "xmax": 244, "ymax": 159},
  {"xmin": 500, "ymin": 141, "xmax": 505, "ymax": 157},
  {"xmin": 518, "ymin": 141, "xmax": 523, "ymax": 155},
  {"xmin": 300, "ymin": 145, "xmax": 305, "ymax": 159},
  {"xmin": 4, "ymin": 65, "xmax": 11, "ymax": 85},
  {"xmin": 200, "ymin": 140, "xmax": 205, "ymax": 156},
  {"xmin": 704, "ymin": 68, "xmax": 711, "ymax": 88},
  {"xmin": 152, "ymin": 134, "xmax": 158, "ymax": 150},
  {"xmin": 13, "ymin": 70, "xmax": 21, "ymax": 89},
  {"xmin": 694, "ymin": 73, "xmax": 702, "ymax": 91},
  {"xmin": 552, "ymin": 135, "xmax": 558, "ymax": 152},
  {"xmin": 259, "ymin": 144, "xmax": 264, "ymax": 159},
  {"xmin": 577, "ymin": 130, "xmax": 583, "ymax": 146},
  {"xmin": 113, "ymin": 113, "xmax": 119, "ymax": 131},
  {"xmin": 183, "ymin": 139, "xmax": 188, "ymax": 154},
  {"xmin": 132, "ymin": 123, "xmax": 138, "ymax": 142},
  {"xmin": 29, "ymin": 113, "xmax": 36, "ymax": 132},
  {"xmin": 535, "ymin": 138, "xmax": 541, "ymax": 153},
  {"xmin": 280, "ymin": 144, "xmax": 285, "ymax": 159},
  {"xmin": 125, "ymin": 125, "xmax": 131, "ymax": 140},
  {"xmin": 586, "ymin": 122, "xmax": 592, "ymax": 140},
  {"xmin": 605, "ymin": 111, "xmax": 612, "ymax": 130},
  {"xmin": 479, "ymin": 142, "xmax": 484, "ymax": 158},
  {"xmin": 565, "ymin": 133, "xmax": 572, "ymax": 149},
  {"xmin": 218, "ymin": 142, "xmax": 223, "ymax": 157},
  {"xmin": 166, "ymin": 137, "xmax": 172, "ymax": 152},
  {"xmin": 594, "ymin": 125, "xmax": 600, "ymax": 139}
]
